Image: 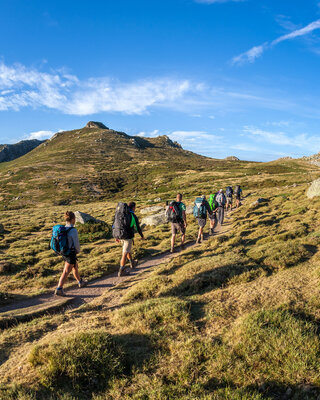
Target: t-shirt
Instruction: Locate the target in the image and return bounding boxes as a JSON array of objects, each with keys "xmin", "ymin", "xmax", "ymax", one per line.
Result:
[{"xmin": 177, "ymin": 202, "xmax": 186, "ymax": 219}]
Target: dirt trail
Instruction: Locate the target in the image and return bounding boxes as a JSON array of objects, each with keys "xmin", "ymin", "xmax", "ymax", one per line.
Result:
[{"xmin": 0, "ymin": 212, "xmax": 234, "ymax": 316}]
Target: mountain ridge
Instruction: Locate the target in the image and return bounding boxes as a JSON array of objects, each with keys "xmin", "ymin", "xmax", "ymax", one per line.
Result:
[{"xmin": 0, "ymin": 139, "xmax": 45, "ymax": 163}]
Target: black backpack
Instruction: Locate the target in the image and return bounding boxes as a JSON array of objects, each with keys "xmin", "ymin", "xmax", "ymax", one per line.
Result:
[
  {"xmin": 235, "ymin": 185, "xmax": 241, "ymax": 195},
  {"xmin": 112, "ymin": 202, "xmax": 132, "ymax": 239},
  {"xmin": 166, "ymin": 201, "xmax": 182, "ymax": 223},
  {"xmin": 226, "ymin": 186, "xmax": 233, "ymax": 197}
]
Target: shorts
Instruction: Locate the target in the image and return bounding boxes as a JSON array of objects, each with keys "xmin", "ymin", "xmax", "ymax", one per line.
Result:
[
  {"xmin": 121, "ymin": 239, "xmax": 133, "ymax": 254},
  {"xmin": 226, "ymin": 196, "xmax": 232, "ymax": 204},
  {"xmin": 197, "ymin": 218, "xmax": 207, "ymax": 228},
  {"xmin": 171, "ymin": 222, "xmax": 186, "ymax": 235},
  {"xmin": 62, "ymin": 252, "xmax": 77, "ymax": 265},
  {"xmin": 236, "ymin": 194, "xmax": 241, "ymax": 201}
]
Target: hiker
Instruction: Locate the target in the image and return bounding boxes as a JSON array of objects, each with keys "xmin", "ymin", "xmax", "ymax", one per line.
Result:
[
  {"xmin": 113, "ymin": 201, "xmax": 145, "ymax": 277},
  {"xmin": 234, "ymin": 185, "xmax": 243, "ymax": 208},
  {"xmin": 226, "ymin": 186, "xmax": 233, "ymax": 211},
  {"xmin": 167, "ymin": 193, "xmax": 187, "ymax": 253},
  {"xmin": 54, "ymin": 211, "xmax": 87, "ymax": 296},
  {"xmin": 193, "ymin": 195, "xmax": 212, "ymax": 244},
  {"xmin": 208, "ymin": 193, "xmax": 218, "ymax": 235},
  {"xmin": 216, "ymin": 189, "xmax": 226, "ymax": 225}
]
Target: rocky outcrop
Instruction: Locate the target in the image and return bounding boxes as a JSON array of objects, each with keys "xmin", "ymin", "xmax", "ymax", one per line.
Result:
[
  {"xmin": 250, "ymin": 198, "xmax": 268, "ymax": 208},
  {"xmin": 224, "ymin": 156, "xmax": 240, "ymax": 161},
  {"xmin": 306, "ymin": 178, "xmax": 320, "ymax": 199},
  {"xmin": 140, "ymin": 206, "xmax": 164, "ymax": 215},
  {"xmin": 0, "ymin": 139, "xmax": 44, "ymax": 163},
  {"xmin": 85, "ymin": 121, "xmax": 108, "ymax": 129},
  {"xmin": 75, "ymin": 211, "xmax": 104, "ymax": 224},
  {"xmin": 141, "ymin": 211, "xmax": 167, "ymax": 227}
]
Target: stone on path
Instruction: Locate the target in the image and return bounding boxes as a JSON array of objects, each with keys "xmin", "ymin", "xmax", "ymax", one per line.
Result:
[{"xmin": 307, "ymin": 178, "xmax": 320, "ymax": 199}]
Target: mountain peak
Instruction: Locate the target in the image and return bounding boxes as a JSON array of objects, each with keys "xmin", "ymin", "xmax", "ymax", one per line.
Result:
[{"xmin": 85, "ymin": 121, "xmax": 108, "ymax": 129}]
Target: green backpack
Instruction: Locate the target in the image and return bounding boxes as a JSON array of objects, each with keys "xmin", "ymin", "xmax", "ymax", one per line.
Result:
[{"xmin": 208, "ymin": 194, "xmax": 218, "ymax": 212}]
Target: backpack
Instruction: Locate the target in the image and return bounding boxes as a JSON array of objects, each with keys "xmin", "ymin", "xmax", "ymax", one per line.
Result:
[
  {"xmin": 208, "ymin": 194, "xmax": 217, "ymax": 211},
  {"xmin": 216, "ymin": 192, "xmax": 226, "ymax": 207},
  {"xmin": 50, "ymin": 225, "xmax": 74, "ymax": 256},
  {"xmin": 234, "ymin": 185, "xmax": 241, "ymax": 195},
  {"xmin": 166, "ymin": 201, "xmax": 182, "ymax": 223},
  {"xmin": 193, "ymin": 197, "xmax": 207, "ymax": 218},
  {"xmin": 226, "ymin": 186, "xmax": 233, "ymax": 197},
  {"xmin": 112, "ymin": 202, "xmax": 133, "ymax": 239}
]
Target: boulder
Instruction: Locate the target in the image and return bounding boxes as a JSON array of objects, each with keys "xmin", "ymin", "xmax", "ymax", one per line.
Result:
[
  {"xmin": 140, "ymin": 206, "xmax": 164, "ymax": 215},
  {"xmin": 250, "ymin": 198, "xmax": 268, "ymax": 208},
  {"xmin": 141, "ymin": 211, "xmax": 167, "ymax": 227},
  {"xmin": 186, "ymin": 205, "xmax": 194, "ymax": 214},
  {"xmin": 307, "ymin": 178, "xmax": 320, "ymax": 199},
  {"xmin": 75, "ymin": 211, "xmax": 102, "ymax": 224}
]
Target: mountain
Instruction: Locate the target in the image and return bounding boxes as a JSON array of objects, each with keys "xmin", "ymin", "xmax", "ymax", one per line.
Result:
[
  {"xmin": 0, "ymin": 139, "xmax": 45, "ymax": 163},
  {"xmin": 0, "ymin": 122, "xmax": 231, "ymax": 209}
]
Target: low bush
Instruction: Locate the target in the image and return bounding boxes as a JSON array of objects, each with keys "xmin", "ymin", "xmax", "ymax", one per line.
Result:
[{"xmin": 77, "ymin": 221, "xmax": 111, "ymax": 243}]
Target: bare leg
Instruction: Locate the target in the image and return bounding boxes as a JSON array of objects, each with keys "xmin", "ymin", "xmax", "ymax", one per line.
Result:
[
  {"xmin": 171, "ymin": 234, "xmax": 176, "ymax": 250},
  {"xmin": 58, "ymin": 262, "xmax": 74, "ymax": 288},
  {"xmin": 181, "ymin": 233, "xmax": 185, "ymax": 245},
  {"xmin": 121, "ymin": 252, "xmax": 128, "ymax": 267},
  {"xmin": 72, "ymin": 263, "xmax": 81, "ymax": 282}
]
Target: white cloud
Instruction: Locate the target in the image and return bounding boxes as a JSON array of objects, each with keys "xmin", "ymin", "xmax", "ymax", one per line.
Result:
[
  {"xmin": 0, "ymin": 61, "xmax": 193, "ymax": 116},
  {"xmin": 209, "ymin": 115, "xmax": 216, "ymax": 119},
  {"xmin": 26, "ymin": 130, "xmax": 54, "ymax": 140},
  {"xmin": 233, "ymin": 18, "xmax": 320, "ymax": 65}
]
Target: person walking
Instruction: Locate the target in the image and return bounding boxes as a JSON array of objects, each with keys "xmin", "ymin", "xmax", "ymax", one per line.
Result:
[
  {"xmin": 193, "ymin": 195, "xmax": 212, "ymax": 244},
  {"xmin": 226, "ymin": 186, "xmax": 233, "ymax": 211},
  {"xmin": 234, "ymin": 185, "xmax": 243, "ymax": 208},
  {"xmin": 115, "ymin": 202, "xmax": 145, "ymax": 277},
  {"xmin": 167, "ymin": 193, "xmax": 187, "ymax": 253},
  {"xmin": 208, "ymin": 193, "xmax": 218, "ymax": 235},
  {"xmin": 55, "ymin": 211, "xmax": 87, "ymax": 296},
  {"xmin": 216, "ymin": 189, "xmax": 226, "ymax": 225}
]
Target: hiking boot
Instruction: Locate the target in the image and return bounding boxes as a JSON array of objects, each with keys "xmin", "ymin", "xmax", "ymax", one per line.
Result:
[
  {"xmin": 170, "ymin": 247, "xmax": 175, "ymax": 253},
  {"xmin": 129, "ymin": 259, "xmax": 138, "ymax": 269},
  {"xmin": 196, "ymin": 237, "xmax": 201, "ymax": 244},
  {"xmin": 78, "ymin": 279, "xmax": 88, "ymax": 288},
  {"xmin": 55, "ymin": 287, "xmax": 65, "ymax": 296},
  {"xmin": 118, "ymin": 267, "xmax": 130, "ymax": 277}
]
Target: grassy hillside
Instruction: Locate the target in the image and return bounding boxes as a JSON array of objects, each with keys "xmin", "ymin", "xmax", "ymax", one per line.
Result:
[
  {"xmin": 0, "ymin": 154, "xmax": 320, "ymax": 399},
  {"xmin": 0, "ymin": 123, "xmax": 314, "ymax": 211}
]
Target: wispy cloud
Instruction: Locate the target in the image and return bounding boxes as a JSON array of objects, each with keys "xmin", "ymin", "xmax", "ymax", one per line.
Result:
[
  {"xmin": 243, "ymin": 125, "xmax": 320, "ymax": 152},
  {"xmin": 0, "ymin": 61, "xmax": 193, "ymax": 115},
  {"xmin": 233, "ymin": 18, "xmax": 320, "ymax": 65}
]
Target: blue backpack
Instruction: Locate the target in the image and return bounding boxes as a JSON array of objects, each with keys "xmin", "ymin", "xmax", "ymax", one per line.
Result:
[
  {"xmin": 50, "ymin": 225, "xmax": 74, "ymax": 256},
  {"xmin": 193, "ymin": 197, "xmax": 207, "ymax": 218}
]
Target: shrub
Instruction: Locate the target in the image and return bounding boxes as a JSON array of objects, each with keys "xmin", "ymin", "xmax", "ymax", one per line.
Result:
[
  {"xmin": 29, "ymin": 331, "xmax": 123, "ymax": 391},
  {"xmin": 77, "ymin": 222, "xmax": 111, "ymax": 243}
]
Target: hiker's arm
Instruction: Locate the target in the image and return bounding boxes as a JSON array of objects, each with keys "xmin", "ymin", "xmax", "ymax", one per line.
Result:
[
  {"xmin": 206, "ymin": 201, "xmax": 213, "ymax": 215},
  {"xmin": 73, "ymin": 230, "xmax": 81, "ymax": 253},
  {"xmin": 182, "ymin": 210, "xmax": 187, "ymax": 227},
  {"xmin": 135, "ymin": 215, "xmax": 144, "ymax": 239}
]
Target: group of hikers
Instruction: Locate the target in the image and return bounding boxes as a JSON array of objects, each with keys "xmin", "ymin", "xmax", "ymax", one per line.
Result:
[{"xmin": 52, "ymin": 185, "xmax": 242, "ymax": 296}]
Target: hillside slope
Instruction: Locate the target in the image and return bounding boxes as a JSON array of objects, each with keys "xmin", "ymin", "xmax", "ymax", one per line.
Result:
[{"xmin": 0, "ymin": 139, "xmax": 44, "ymax": 163}]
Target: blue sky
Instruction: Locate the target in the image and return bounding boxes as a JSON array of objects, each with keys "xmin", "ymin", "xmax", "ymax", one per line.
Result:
[{"xmin": 0, "ymin": 0, "xmax": 320, "ymax": 161}]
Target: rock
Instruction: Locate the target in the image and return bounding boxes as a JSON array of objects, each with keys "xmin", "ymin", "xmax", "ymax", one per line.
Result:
[
  {"xmin": 307, "ymin": 178, "xmax": 320, "ymax": 199},
  {"xmin": 141, "ymin": 211, "xmax": 167, "ymax": 227},
  {"xmin": 75, "ymin": 211, "xmax": 102, "ymax": 224},
  {"xmin": 154, "ymin": 197, "xmax": 162, "ymax": 202},
  {"xmin": 250, "ymin": 198, "xmax": 268, "ymax": 208},
  {"xmin": 85, "ymin": 121, "xmax": 108, "ymax": 129},
  {"xmin": 285, "ymin": 388, "xmax": 292, "ymax": 397},
  {"xmin": 224, "ymin": 156, "xmax": 240, "ymax": 161},
  {"xmin": 140, "ymin": 206, "xmax": 164, "ymax": 215},
  {"xmin": 186, "ymin": 205, "xmax": 194, "ymax": 214}
]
